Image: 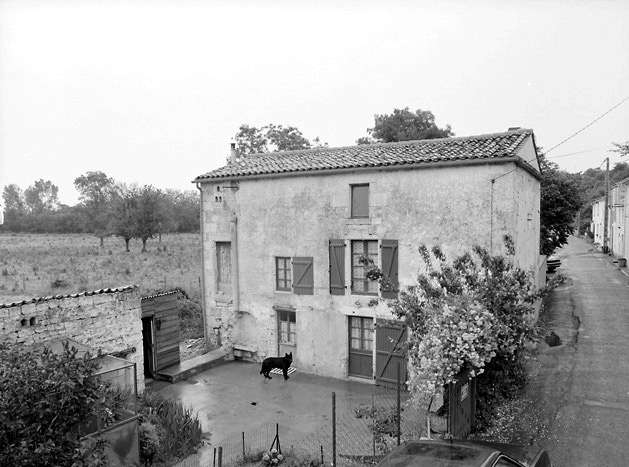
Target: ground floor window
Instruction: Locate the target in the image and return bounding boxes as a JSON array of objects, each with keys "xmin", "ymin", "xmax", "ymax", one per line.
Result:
[{"xmin": 278, "ymin": 310, "xmax": 296, "ymax": 345}]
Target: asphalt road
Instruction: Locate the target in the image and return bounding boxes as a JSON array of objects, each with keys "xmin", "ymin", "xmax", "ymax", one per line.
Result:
[{"xmin": 537, "ymin": 236, "xmax": 629, "ymax": 466}]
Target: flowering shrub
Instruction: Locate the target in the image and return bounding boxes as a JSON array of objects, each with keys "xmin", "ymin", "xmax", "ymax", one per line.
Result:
[
  {"xmin": 262, "ymin": 448, "xmax": 284, "ymax": 466},
  {"xmin": 363, "ymin": 237, "xmax": 547, "ymax": 411}
]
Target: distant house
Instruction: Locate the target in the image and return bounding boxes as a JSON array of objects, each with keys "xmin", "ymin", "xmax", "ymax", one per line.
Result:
[
  {"xmin": 593, "ymin": 178, "xmax": 629, "ymax": 258},
  {"xmin": 193, "ymin": 128, "xmax": 542, "ymax": 383}
]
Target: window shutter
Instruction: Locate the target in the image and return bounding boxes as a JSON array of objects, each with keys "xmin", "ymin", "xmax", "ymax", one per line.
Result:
[
  {"xmin": 329, "ymin": 240, "xmax": 346, "ymax": 295},
  {"xmin": 380, "ymin": 240, "xmax": 398, "ymax": 299},
  {"xmin": 292, "ymin": 257, "xmax": 314, "ymax": 295}
]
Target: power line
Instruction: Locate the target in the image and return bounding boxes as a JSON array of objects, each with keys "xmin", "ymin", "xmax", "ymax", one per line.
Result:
[
  {"xmin": 547, "ymin": 146, "xmax": 613, "ymax": 160},
  {"xmin": 546, "ymin": 95, "xmax": 629, "ymax": 154}
]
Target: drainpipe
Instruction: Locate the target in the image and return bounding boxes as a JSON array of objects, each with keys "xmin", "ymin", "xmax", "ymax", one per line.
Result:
[
  {"xmin": 230, "ymin": 214, "xmax": 240, "ymax": 313},
  {"xmin": 195, "ymin": 182, "xmax": 208, "ymax": 340}
]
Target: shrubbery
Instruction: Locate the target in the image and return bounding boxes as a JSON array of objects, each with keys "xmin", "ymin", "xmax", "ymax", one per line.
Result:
[
  {"xmin": 0, "ymin": 341, "xmax": 111, "ymax": 467},
  {"xmin": 138, "ymin": 390, "xmax": 203, "ymax": 466}
]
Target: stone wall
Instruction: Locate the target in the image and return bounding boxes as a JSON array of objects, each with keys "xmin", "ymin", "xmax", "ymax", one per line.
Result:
[{"xmin": 0, "ymin": 286, "xmax": 144, "ymax": 392}]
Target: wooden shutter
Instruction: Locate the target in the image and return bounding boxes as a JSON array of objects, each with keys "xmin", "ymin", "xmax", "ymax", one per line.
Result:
[
  {"xmin": 329, "ymin": 240, "xmax": 345, "ymax": 295},
  {"xmin": 380, "ymin": 240, "xmax": 398, "ymax": 299},
  {"xmin": 292, "ymin": 257, "xmax": 314, "ymax": 295}
]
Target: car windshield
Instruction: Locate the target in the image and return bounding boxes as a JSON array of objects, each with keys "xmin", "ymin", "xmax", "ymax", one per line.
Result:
[{"xmin": 384, "ymin": 442, "xmax": 485, "ymax": 466}]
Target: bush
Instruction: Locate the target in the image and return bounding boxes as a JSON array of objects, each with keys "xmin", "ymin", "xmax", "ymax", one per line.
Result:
[
  {"xmin": 0, "ymin": 341, "xmax": 112, "ymax": 467},
  {"xmin": 473, "ymin": 352, "xmax": 528, "ymax": 432},
  {"xmin": 138, "ymin": 390, "xmax": 203, "ymax": 465},
  {"xmin": 139, "ymin": 422, "xmax": 160, "ymax": 466}
]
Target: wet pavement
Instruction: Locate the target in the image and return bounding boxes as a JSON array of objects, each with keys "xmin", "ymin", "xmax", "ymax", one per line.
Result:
[{"xmin": 157, "ymin": 360, "xmax": 399, "ymax": 464}]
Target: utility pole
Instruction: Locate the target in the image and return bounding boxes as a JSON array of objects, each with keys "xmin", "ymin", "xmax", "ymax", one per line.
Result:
[{"xmin": 604, "ymin": 157, "xmax": 610, "ymax": 254}]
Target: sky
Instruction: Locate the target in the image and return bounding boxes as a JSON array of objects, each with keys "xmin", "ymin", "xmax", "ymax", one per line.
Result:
[{"xmin": 1, "ymin": 0, "xmax": 628, "ymax": 206}]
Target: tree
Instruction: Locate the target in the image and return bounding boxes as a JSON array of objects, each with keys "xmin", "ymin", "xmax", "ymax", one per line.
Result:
[
  {"xmin": 24, "ymin": 179, "xmax": 59, "ymax": 214},
  {"xmin": 234, "ymin": 123, "xmax": 325, "ymax": 155},
  {"xmin": 135, "ymin": 185, "xmax": 163, "ymax": 252},
  {"xmin": 358, "ymin": 107, "xmax": 454, "ymax": 144},
  {"xmin": 74, "ymin": 171, "xmax": 116, "ymax": 246},
  {"xmin": 0, "ymin": 341, "xmax": 111, "ymax": 467},
  {"xmin": 363, "ymin": 237, "xmax": 546, "ymax": 431},
  {"xmin": 540, "ymin": 153, "xmax": 583, "ymax": 256},
  {"xmin": 110, "ymin": 183, "xmax": 138, "ymax": 252},
  {"xmin": 1, "ymin": 184, "xmax": 26, "ymax": 230},
  {"xmin": 612, "ymin": 141, "xmax": 629, "ymax": 157}
]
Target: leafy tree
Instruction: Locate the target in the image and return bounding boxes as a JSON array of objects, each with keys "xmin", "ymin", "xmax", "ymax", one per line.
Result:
[
  {"xmin": 234, "ymin": 123, "xmax": 325, "ymax": 155},
  {"xmin": 24, "ymin": 179, "xmax": 59, "ymax": 214},
  {"xmin": 0, "ymin": 341, "xmax": 110, "ymax": 467},
  {"xmin": 110, "ymin": 183, "xmax": 138, "ymax": 252},
  {"xmin": 612, "ymin": 141, "xmax": 629, "ymax": 157},
  {"xmin": 540, "ymin": 153, "xmax": 584, "ymax": 256},
  {"xmin": 162, "ymin": 189, "xmax": 199, "ymax": 233},
  {"xmin": 74, "ymin": 171, "xmax": 116, "ymax": 246},
  {"xmin": 358, "ymin": 107, "xmax": 454, "ymax": 144},
  {"xmin": 1, "ymin": 184, "xmax": 26, "ymax": 230},
  {"xmin": 135, "ymin": 185, "xmax": 164, "ymax": 252}
]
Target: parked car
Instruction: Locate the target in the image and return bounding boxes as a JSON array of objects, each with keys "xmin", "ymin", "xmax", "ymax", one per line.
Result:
[
  {"xmin": 546, "ymin": 255, "xmax": 561, "ymax": 273},
  {"xmin": 375, "ymin": 439, "xmax": 552, "ymax": 467}
]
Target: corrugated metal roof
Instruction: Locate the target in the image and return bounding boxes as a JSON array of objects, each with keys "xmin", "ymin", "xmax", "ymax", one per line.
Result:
[
  {"xmin": 0, "ymin": 285, "xmax": 138, "ymax": 309},
  {"xmin": 194, "ymin": 129, "xmax": 534, "ymax": 181}
]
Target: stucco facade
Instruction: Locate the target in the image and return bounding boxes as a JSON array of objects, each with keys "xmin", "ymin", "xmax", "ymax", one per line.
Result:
[{"xmin": 195, "ymin": 129, "xmax": 541, "ymax": 381}]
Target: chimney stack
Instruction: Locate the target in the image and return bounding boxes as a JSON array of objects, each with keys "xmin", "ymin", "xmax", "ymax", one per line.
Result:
[{"xmin": 230, "ymin": 142, "xmax": 238, "ymax": 164}]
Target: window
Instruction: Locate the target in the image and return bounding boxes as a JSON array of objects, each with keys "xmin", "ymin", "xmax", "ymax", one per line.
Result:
[
  {"xmin": 278, "ymin": 310, "xmax": 296, "ymax": 345},
  {"xmin": 351, "ymin": 184, "xmax": 369, "ymax": 218},
  {"xmin": 276, "ymin": 257, "xmax": 292, "ymax": 291},
  {"xmin": 349, "ymin": 316, "xmax": 373, "ymax": 351},
  {"xmin": 216, "ymin": 242, "xmax": 231, "ymax": 294},
  {"xmin": 275, "ymin": 257, "xmax": 314, "ymax": 295},
  {"xmin": 351, "ymin": 240, "xmax": 378, "ymax": 295}
]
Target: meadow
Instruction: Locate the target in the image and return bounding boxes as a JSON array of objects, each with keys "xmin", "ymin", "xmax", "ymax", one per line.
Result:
[{"xmin": 0, "ymin": 233, "xmax": 203, "ymax": 304}]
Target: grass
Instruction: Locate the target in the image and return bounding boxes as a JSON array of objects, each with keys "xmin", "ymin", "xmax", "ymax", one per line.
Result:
[{"xmin": 0, "ymin": 233, "xmax": 203, "ymax": 304}]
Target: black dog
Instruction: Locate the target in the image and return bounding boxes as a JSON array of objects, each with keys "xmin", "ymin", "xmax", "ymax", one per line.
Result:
[{"xmin": 260, "ymin": 352, "xmax": 293, "ymax": 380}]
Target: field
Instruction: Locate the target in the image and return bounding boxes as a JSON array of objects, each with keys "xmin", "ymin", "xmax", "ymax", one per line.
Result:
[{"xmin": 0, "ymin": 233, "xmax": 203, "ymax": 304}]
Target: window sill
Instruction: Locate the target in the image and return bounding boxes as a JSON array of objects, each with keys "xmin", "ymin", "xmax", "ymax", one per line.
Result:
[{"xmin": 346, "ymin": 218, "xmax": 371, "ymax": 225}]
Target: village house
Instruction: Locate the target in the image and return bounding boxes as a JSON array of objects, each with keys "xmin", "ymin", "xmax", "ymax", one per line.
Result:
[
  {"xmin": 193, "ymin": 128, "xmax": 542, "ymax": 384},
  {"xmin": 591, "ymin": 178, "xmax": 629, "ymax": 260}
]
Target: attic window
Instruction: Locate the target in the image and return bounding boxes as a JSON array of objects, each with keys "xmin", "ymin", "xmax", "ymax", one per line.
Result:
[{"xmin": 351, "ymin": 184, "xmax": 369, "ymax": 218}]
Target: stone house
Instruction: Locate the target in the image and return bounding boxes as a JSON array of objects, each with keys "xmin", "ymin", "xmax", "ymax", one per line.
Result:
[
  {"xmin": 193, "ymin": 128, "xmax": 542, "ymax": 383},
  {"xmin": 592, "ymin": 178, "xmax": 629, "ymax": 259}
]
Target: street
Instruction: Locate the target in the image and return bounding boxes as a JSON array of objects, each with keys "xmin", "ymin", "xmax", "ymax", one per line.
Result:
[{"xmin": 531, "ymin": 236, "xmax": 629, "ymax": 466}]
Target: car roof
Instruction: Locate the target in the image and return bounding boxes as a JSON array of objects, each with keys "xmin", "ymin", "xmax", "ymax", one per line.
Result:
[
  {"xmin": 376, "ymin": 440, "xmax": 498, "ymax": 467},
  {"xmin": 376, "ymin": 440, "xmax": 543, "ymax": 467}
]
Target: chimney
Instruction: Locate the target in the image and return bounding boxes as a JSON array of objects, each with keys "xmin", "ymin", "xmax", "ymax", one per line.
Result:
[
  {"xmin": 508, "ymin": 127, "xmax": 521, "ymax": 131},
  {"xmin": 230, "ymin": 142, "xmax": 238, "ymax": 164}
]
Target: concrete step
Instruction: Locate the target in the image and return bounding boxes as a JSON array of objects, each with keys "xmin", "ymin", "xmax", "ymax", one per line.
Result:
[{"xmin": 156, "ymin": 348, "xmax": 230, "ymax": 383}]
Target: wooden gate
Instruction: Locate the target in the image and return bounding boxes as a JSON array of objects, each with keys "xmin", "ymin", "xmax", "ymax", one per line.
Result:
[
  {"xmin": 375, "ymin": 319, "xmax": 407, "ymax": 388},
  {"xmin": 141, "ymin": 292, "xmax": 181, "ymax": 373},
  {"xmin": 447, "ymin": 370, "xmax": 476, "ymax": 439}
]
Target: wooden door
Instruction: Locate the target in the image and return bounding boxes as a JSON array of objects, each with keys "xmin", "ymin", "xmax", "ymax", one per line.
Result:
[
  {"xmin": 375, "ymin": 319, "xmax": 407, "ymax": 388},
  {"xmin": 348, "ymin": 316, "xmax": 373, "ymax": 378}
]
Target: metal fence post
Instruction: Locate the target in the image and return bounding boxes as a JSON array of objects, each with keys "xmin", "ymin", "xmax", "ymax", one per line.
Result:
[
  {"xmin": 242, "ymin": 431, "xmax": 245, "ymax": 459},
  {"xmin": 332, "ymin": 392, "xmax": 337, "ymax": 467},
  {"xmin": 218, "ymin": 447, "xmax": 223, "ymax": 467},
  {"xmin": 396, "ymin": 362, "xmax": 401, "ymax": 446}
]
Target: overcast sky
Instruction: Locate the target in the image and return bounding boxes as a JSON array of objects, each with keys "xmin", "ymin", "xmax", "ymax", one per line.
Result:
[{"xmin": 1, "ymin": 0, "xmax": 628, "ymax": 205}]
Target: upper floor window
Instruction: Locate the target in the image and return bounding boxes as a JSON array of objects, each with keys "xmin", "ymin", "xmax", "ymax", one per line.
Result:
[
  {"xmin": 351, "ymin": 240, "xmax": 378, "ymax": 295},
  {"xmin": 276, "ymin": 257, "xmax": 292, "ymax": 291},
  {"xmin": 351, "ymin": 184, "xmax": 369, "ymax": 218}
]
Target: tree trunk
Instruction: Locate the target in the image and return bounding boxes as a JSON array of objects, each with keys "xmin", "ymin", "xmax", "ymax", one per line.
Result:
[
  {"xmin": 99, "ymin": 236, "xmax": 104, "ymax": 248},
  {"xmin": 125, "ymin": 238, "xmax": 130, "ymax": 252},
  {"xmin": 142, "ymin": 238, "xmax": 147, "ymax": 253}
]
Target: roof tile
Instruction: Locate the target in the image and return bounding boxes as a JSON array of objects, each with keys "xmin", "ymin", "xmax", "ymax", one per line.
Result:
[{"xmin": 195, "ymin": 129, "xmax": 534, "ymax": 181}]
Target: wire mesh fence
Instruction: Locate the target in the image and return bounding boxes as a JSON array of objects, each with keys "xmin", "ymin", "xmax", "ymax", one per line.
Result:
[{"xmin": 206, "ymin": 390, "xmax": 428, "ymax": 467}]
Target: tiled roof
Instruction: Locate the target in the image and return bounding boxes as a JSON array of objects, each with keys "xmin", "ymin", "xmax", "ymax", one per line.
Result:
[
  {"xmin": 0, "ymin": 285, "xmax": 137, "ymax": 309},
  {"xmin": 195, "ymin": 129, "xmax": 535, "ymax": 181}
]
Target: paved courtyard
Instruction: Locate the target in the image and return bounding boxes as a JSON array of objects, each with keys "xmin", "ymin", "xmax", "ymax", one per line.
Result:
[{"xmin": 157, "ymin": 360, "xmax": 414, "ymax": 466}]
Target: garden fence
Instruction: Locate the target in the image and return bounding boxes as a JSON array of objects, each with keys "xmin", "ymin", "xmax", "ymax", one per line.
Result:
[{"xmin": 205, "ymin": 390, "xmax": 428, "ymax": 467}]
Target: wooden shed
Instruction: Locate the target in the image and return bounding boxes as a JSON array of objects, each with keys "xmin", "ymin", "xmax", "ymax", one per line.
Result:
[{"xmin": 141, "ymin": 291, "xmax": 180, "ymax": 378}]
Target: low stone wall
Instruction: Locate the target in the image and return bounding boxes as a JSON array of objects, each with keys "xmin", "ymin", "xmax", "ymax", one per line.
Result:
[{"xmin": 0, "ymin": 286, "xmax": 144, "ymax": 392}]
